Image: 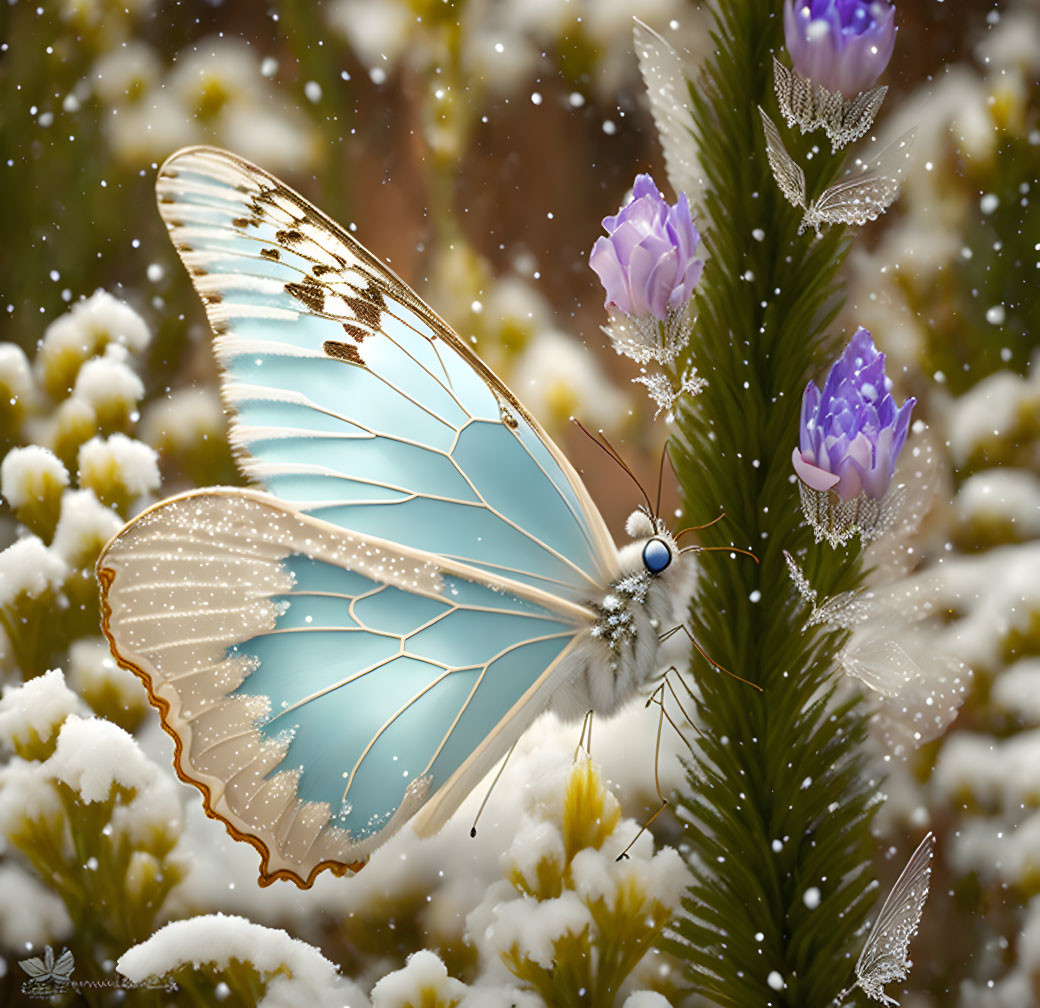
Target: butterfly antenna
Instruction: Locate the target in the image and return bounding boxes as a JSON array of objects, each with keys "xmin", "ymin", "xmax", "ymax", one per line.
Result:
[
  {"xmin": 470, "ymin": 737, "xmax": 520, "ymax": 839},
  {"xmin": 674, "ymin": 510, "xmax": 727, "ymax": 540},
  {"xmin": 680, "ymin": 543, "xmax": 760, "ymax": 564},
  {"xmin": 572, "ymin": 418, "xmax": 654, "ymax": 518}
]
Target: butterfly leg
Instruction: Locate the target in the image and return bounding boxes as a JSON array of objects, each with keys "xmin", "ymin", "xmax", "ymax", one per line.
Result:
[
  {"xmin": 573, "ymin": 708, "xmax": 595, "ymax": 760},
  {"xmin": 660, "ymin": 623, "xmax": 763, "ymax": 692},
  {"xmin": 469, "ymin": 736, "xmax": 521, "ymax": 839},
  {"xmin": 616, "ymin": 675, "xmax": 690, "ymax": 862}
]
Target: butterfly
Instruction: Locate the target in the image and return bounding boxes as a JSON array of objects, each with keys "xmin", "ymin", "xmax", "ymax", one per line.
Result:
[
  {"xmin": 758, "ymin": 107, "xmax": 915, "ymax": 235},
  {"xmin": 96, "ymin": 147, "xmax": 696, "ymax": 888}
]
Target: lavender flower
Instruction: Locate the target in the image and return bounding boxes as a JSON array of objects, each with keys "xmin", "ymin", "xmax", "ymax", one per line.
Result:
[
  {"xmin": 589, "ymin": 174, "xmax": 702, "ymax": 323},
  {"xmin": 783, "ymin": 0, "xmax": 897, "ymax": 97},
  {"xmin": 793, "ymin": 327, "xmax": 914, "ymax": 544}
]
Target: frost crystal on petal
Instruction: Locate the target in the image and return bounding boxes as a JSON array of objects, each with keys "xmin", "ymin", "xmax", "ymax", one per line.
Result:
[
  {"xmin": 0, "ymin": 538, "xmax": 67, "ymax": 604},
  {"xmin": 783, "ymin": 0, "xmax": 897, "ymax": 99},
  {"xmin": 793, "ymin": 329, "xmax": 915, "ymax": 541},
  {"xmin": 590, "ymin": 175, "xmax": 703, "ymax": 322}
]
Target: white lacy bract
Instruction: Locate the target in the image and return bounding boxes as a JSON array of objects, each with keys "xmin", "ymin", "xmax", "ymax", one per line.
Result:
[
  {"xmin": 797, "ymin": 480, "xmax": 894, "ymax": 548},
  {"xmin": 601, "ymin": 309, "xmax": 704, "ymax": 419},
  {"xmin": 772, "ymin": 57, "xmax": 887, "ymax": 152},
  {"xmin": 633, "ymin": 20, "xmax": 703, "ymax": 207},
  {"xmin": 634, "ymin": 367, "xmax": 706, "ymax": 420},
  {"xmin": 759, "ymin": 108, "xmax": 915, "ymax": 236},
  {"xmin": 783, "ymin": 551, "xmax": 968, "ymax": 756}
]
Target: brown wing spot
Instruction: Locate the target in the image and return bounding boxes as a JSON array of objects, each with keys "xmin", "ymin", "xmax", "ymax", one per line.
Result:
[
  {"xmin": 261, "ymin": 248, "xmax": 281, "ymax": 261},
  {"xmin": 343, "ymin": 323, "xmax": 368, "ymax": 342},
  {"xmin": 312, "ymin": 264, "xmax": 333, "ymax": 277},
  {"xmin": 286, "ymin": 280, "xmax": 326, "ymax": 313},
  {"xmin": 232, "ymin": 217, "xmax": 253, "ymax": 228},
  {"xmin": 204, "ymin": 292, "xmax": 223, "ymax": 304},
  {"xmin": 276, "ymin": 228, "xmax": 304, "ymax": 246},
  {"xmin": 500, "ymin": 406, "xmax": 519, "ymax": 429},
  {"xmin": 345, "ymin": 297, "xmax": 381, "ymax": 329},
  {"xmin": 323, "ymin": 340, "xmax": 365, "ymax": 366}
]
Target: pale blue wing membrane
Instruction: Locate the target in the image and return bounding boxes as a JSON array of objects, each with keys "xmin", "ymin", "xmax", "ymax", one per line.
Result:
[
  {"xmin": 230, "ymin": 555, "xmax": 575, "ymax": 839},
  {"xmin": 156, "ymin": 147, "xmax": 619, "ymax": 604}
]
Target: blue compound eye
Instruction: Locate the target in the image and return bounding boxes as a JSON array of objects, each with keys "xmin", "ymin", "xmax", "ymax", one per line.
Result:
[{"xmin": 642, "ymin": 538, "xmax": 672, "ymax": 574}]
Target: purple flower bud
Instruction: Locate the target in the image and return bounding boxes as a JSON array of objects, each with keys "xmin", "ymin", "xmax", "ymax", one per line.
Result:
[
  {"xmin": 783, "ymin": 0, "xmax": 897, "ymax": 97},
  {"xmin": 589, "ymin": 174, "xmax": 703, "ymax": 323},
  {"xmin": 793, "ymin": 327, "xmax": 914, "ymax": 503}
]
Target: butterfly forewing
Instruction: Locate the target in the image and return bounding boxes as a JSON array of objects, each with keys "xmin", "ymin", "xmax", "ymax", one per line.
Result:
[
  {"xmin": 156, "ymin": 147, "xmax": 618, "ymax": 603},
  {"xmin": 98, "ymin": 489, "xmax": 592, "ymax": 886}
]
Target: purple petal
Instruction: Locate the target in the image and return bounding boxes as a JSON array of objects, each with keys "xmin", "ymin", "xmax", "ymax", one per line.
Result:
[
  {"xmin": 793, "ymin": 447, "xmax": 841, "ymax": 491},
  {"xmin": 784, "ymin": 0, "xmax": 896, "ymax": 95},
  {"xmin": 644, "ymin": 247, "xmax": 679, "ymax": 322},
  {"xmin": 589, "ymin": 237, "xmax": 632, "ymax": 314}
]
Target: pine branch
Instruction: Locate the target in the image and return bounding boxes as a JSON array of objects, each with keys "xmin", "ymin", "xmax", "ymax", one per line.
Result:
[{"xmin": 660, "ymin": 2, "xmax": 881, "ymax": 1005}]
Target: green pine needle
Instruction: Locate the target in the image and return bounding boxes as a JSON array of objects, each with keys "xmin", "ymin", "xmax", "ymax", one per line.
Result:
[{"xmin": 659, "ymin": 1, "xmax": 883, "ymax": 1005}]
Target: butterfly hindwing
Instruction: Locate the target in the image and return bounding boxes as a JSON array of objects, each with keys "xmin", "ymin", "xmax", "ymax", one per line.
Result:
[
  {"xmin": 156, "ymin": 147, "xmax": 618, "ymax": 603},
  {"xmin": 98, "ymin": 489, "xmax": 592, "ymax": 886}
]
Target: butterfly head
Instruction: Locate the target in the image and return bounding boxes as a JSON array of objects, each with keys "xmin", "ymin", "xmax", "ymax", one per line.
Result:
[
  {"xmin": 625, "ymin": 507, "xmax": 676, "ymax": 572},
  {"xmin": 620, "ymin": 508, "xmax": 694, "ymax": 611},
  {"xmin": 551, "ymin": 507, "xmax": 694, "ymax": 721}
]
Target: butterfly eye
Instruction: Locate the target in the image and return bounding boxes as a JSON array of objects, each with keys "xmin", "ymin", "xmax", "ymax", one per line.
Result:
[{"xmin": 642, "ymin": 538, "xmax": 672, "ymax": 574}]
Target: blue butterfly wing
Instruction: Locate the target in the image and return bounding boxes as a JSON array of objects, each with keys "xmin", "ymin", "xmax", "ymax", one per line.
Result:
[
  {"xmin": 155, "ymin": 146, "xmax": 618, "ymax": 602},
  {"xmin": 98, "ymin": 490, "xmax": 592, "ymax": 887}
]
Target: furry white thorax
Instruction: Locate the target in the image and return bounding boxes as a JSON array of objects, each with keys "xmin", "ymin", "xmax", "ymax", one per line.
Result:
[{"xmin": 548, "ymin": 510, "xmax": 697, "ymax": 721}]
